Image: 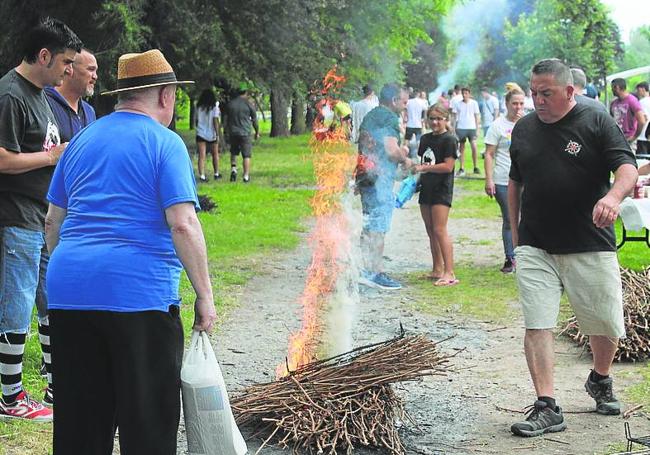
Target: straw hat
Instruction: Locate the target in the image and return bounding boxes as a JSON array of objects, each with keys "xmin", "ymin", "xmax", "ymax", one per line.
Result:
[{"xmin": 101, "ymin": 49, "xmax": 193, "ymax": 95}]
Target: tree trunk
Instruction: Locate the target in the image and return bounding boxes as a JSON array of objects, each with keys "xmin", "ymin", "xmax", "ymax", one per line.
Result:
[
  {"xmin": 189, "ymin": 95, "xmax": 195, "ymax": 130},
  {"xmin": 290, "ymin": 92, "xmax": 306, "ymax": 135},
  {"xmin": 270, "ymin": 88, "xmax": 290, "ymax": 137}
]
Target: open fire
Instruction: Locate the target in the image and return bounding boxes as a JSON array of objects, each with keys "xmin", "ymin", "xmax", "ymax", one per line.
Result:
[{"xmin": 276, "ymin": 66, "xmax": 356, "ymax": 377}]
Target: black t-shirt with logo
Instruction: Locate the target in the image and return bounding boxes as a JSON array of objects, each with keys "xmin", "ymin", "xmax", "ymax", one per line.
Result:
[
  {"xmin": 417, "ymin": 131, "xmax": 457, "ymax": 206},
  {"xmin": 0, "ymin": 69, "xmax": 61, "ymax": 231},
  {"xmin": 510, "ymin": 103, "xmax": 636, "ymax": 254}
]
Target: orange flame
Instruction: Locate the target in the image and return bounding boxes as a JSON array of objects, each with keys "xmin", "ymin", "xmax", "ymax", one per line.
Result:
[{"xmin": 277, "ymin": 67, "xmax": 355, "ymax": 377}]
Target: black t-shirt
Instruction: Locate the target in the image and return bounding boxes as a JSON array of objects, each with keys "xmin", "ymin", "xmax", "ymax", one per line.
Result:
[
  {"xmin": 0, "ymin": 69, "xmax": 60, "ymax": 231},
  {"xmin": 417, "ymin": 131, "xmax": 457, "ymax": 205},
  {"xmin": 509, "ymin": 103, "xmax": 636, "ymax": 253}
]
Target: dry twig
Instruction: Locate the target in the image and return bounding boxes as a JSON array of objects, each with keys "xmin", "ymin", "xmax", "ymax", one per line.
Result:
[
  {"xmin": 561, "ymin": 267, "xmax": 650, "ymax": 362},
  {"xmin": 231, "ymin": 334, "xmax": 452, "ymax": 454}
]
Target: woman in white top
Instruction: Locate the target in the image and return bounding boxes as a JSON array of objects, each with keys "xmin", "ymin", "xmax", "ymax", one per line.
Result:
[
  {"xmin": 195, "ymin": 89, "xmax": 221, "ymax": 182},
  {"xmin": 484, "ymin": 88, "xmax": 525, "ymax": 274}
]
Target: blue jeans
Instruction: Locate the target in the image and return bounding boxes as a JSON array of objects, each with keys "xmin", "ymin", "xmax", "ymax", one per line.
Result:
[
  {"xmin": 494, "ymin": 185, "xmax": 514, "ymax": 260},
  {"xmin": 0, "ymin": 227, "xmax": 48, "ymax": 333},
  {"xmin": 360, "ymin": 182, "xmax": 395, "ymax": 233}
]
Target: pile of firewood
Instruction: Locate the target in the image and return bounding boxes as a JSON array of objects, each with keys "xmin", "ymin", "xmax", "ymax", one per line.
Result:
[
  {"xmin": 561, "ymin": 267, "xmax": 650, "ymax": 362},
  {"xmin": 230, "ymin": 333, "xmax": 452, "ymax": 454}
]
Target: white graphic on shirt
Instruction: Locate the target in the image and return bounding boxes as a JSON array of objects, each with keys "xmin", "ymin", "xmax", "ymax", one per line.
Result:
[
  {"xmin": 421, "ymin": 147, "xmax": 436, "ymax": 165},
  {"xmin": 42, "ymin": 119, "xmax": 61, "ymax": 152},
  {"xmin": 565, "ymin": 140, "xmax": 582, "ymax": 156}
]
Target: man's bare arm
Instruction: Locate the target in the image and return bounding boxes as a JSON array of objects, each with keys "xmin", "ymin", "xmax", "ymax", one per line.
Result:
[
  {"xmin": 507, "ymin": 179, "xmax": 523, "ymax": 248},
  {"xmin": 633, "ymin": 110, "xmax": 648, "ymax": 140},
  {"xmin": 383, "ymin": 136, "xmax": 410, "ymax": 165},
  {"xmin": 592, "ymin": 163, "xmax": 638, "ymax": 228},
  {"xmin": 45, "ymin": 203, "xmax": 67, "ymax": 254},
  {"xmin": 165, "ymin": 202, "xmax": 217, "ymax": 332},
  {"xmin": 0, "ymin": 143, "xmax": 66, "ymax": 174}
]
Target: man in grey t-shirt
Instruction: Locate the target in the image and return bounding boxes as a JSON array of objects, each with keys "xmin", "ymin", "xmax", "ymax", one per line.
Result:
[{"xmin": 224, "ymin": 86, "xmax": 260, "ymax": 183}]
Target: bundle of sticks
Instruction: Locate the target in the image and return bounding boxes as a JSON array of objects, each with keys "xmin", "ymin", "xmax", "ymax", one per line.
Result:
[
  {"xmin": 561, "ymin": 267, "xmax": 650, "ymax": 362},
  {"xmin": 230, "ymin": 333, "xmax": 452, "ymax": 454}
]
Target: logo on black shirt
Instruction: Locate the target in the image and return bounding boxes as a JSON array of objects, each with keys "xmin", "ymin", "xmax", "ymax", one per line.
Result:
[{"xmin": 565, "ymin": 140, "xmax": 582, "ymax": 156}]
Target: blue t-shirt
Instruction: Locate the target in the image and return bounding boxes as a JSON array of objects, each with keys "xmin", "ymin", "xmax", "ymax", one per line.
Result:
[
  {"xmin": 46, "ymin": 111, "xmax": 199, "ymax": 312},
  {"xmin": 358, "ymin": 105, "xmax": 401, "ymax": 195}
]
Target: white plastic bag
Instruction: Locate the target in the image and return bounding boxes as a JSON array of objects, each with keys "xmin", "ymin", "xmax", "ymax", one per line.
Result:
[{"xmin": 181, "ymin": 330, "xmax": 247, "ymax": 455}]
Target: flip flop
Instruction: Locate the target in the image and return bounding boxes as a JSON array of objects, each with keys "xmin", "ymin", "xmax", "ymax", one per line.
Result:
[{"xmin": 434, "ymin": 278, "xmax": 459, "ymax": 287}]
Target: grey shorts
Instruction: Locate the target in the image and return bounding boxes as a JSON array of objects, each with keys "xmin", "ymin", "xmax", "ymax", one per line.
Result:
[
  {"xmin": 456, "ymin": 128, "xmax": 477, "ymax": 143},
  {"xmin": 230, "ymin": 135, "xmax": 252, "ymax": 158},
  {"xmin": 515, "ymin": 245, "xmax": 625, "ymax": 338}
]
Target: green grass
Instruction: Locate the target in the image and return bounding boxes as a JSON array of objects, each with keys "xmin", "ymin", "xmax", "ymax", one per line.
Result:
[
  {"xmin": 451, "ymin": 194, "xmax": 500, "ymax": 220},
  {"xmin": 0, "ymin": 321, "xmax": 51, "ymax": 454},
  {"xmin": 615, "ymin": 219, "xmax": 650, "ymax": 271},
  {"xmin": 403, "ymin": 264, "xmax": 519, "ymax": 323},
  {"xmin": 0, "ymin": 129, "xmax": 316, "ymax": 455},
  {"xmin": 454, "ymin": 177, "xmax": 487, "ymax": 193}
]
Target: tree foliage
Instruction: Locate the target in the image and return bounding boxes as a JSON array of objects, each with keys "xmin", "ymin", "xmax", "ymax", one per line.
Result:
[
  {"xmin": 503, "ymin": 0, "xmax": 621, "ymax": 85},
  {"xmin": 617, "ymin": 26, "xmax": 650, "ymax": 73}
]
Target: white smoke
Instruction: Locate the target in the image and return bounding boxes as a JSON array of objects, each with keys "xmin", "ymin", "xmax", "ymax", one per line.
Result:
[
  {"xmin": 430, "ymin": 0, "xmax": 511, "ymax": 101},
  {"xmin": 322, "ymin": 188, "xmax": 362, "ymax": 357}
]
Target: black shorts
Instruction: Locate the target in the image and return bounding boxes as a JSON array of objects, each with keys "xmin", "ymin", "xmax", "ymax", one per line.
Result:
[
  {"xmin": 405, "ymin": 127, "xmax": 422, "ymax": 141},
  {"xmin": 638, "ymin": 140, "xmax": 649, "ymax": 154},
  {"xmin": 418, "ymin": 176, "xmax": 453, "ymax": 207},
  {"xmin": 230, "ymin": 135, "xmax": 252, "ymax": 158},
  {"xmin": 196, "ymin": 135, "xmax": 217, "ymax": 145},
  {"xmin": 456, "ymin": 128, "xmax": 477, "ymax": 143}
]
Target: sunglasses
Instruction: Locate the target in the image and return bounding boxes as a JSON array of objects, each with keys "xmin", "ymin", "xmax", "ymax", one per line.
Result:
[{"xmin": 428, "ymin": 116, "xmax": 445, "ymax": 121}]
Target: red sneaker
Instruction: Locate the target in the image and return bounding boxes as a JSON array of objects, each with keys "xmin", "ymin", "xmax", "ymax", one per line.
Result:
[{"xmin": 0, "ymin": 391, "xmax": 53, "ymax": 422}]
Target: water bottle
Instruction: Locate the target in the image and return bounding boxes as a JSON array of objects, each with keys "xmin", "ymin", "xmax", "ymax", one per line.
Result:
[{"xmin": 395, "ymin": 174, "xmax": 418, "ymax": 208}]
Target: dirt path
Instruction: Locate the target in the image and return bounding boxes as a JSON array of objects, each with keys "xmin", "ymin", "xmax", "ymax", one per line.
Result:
[{"xmin": 181, "ymin": 188, "xmax": 650, "ymax": 455}]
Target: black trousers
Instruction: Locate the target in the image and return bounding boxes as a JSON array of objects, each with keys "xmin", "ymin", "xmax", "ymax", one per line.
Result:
[{"xmin": 50, "ymin": 307, "xmax": 184, "ymax": 455}]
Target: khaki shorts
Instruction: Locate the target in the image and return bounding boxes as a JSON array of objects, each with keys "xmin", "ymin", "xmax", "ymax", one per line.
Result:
[{"xmin": 515, "ymin": 245, "xmax": 625, "ymax": 338}]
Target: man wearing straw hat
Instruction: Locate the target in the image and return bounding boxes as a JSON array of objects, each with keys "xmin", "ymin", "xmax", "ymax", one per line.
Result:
[{"xmin": 44, "ymin": 49, "xmax": 217, "ymax": 454}]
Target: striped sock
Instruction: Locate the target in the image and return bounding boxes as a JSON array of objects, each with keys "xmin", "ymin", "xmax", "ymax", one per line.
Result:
[
  {"xmin": 0, "ymin": 332, "xmax": 26, "ymax": 404},
  {"xmin": 38, "ymin": 316, "xmax": 53, "ymax": 400}
]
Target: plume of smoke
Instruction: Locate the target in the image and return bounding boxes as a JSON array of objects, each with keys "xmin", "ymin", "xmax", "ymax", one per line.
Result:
[
  {"xmin": 431, "ymin": 0, "xmax": 511, "ymax": 101},
  {"xmin": 322, "ymin": 189, "xmax": 362, "ymax": 357}
]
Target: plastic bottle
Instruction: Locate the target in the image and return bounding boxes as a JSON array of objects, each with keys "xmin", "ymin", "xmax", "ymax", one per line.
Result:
[{"xmin": 395, "ymin": 174, "xmax": 418, "ymax": 208}]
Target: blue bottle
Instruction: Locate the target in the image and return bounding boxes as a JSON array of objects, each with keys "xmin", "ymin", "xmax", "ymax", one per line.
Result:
[{"xmin": 395, "ymin": 174, "xmax": 418, "ymax": 208}]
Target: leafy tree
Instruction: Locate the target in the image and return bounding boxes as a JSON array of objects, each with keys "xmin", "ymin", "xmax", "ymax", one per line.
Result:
[
  {"xmin": 504, "ymin": 0, "xmax": 621, "ymax": 85},
  {"xmin": 616, "ymin": 26, "xmax": 650, "ymax": 72}
]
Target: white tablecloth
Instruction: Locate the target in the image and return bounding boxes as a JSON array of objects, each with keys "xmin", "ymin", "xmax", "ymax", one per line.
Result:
[{"xmin": 620, "ymin": 197, "xmax": 650, "ymax": 231}]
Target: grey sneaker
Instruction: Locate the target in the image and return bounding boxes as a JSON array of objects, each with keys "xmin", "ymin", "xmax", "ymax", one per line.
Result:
[
  {"xmin": 585, "ymin": 372, "xmax": 621, "ymax": 415},
  {"xmin": 511, "ymin": 400, "xmax": 566, "ymax": 437},
  {"xmin": 456, "ymin": 168, "xmax": 465, "ymax": 177}
]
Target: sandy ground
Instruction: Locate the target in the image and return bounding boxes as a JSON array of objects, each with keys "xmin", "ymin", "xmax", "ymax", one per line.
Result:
[{"xmin": 175, "ymin": 186, "xmax": 650, "ymax": 455}]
